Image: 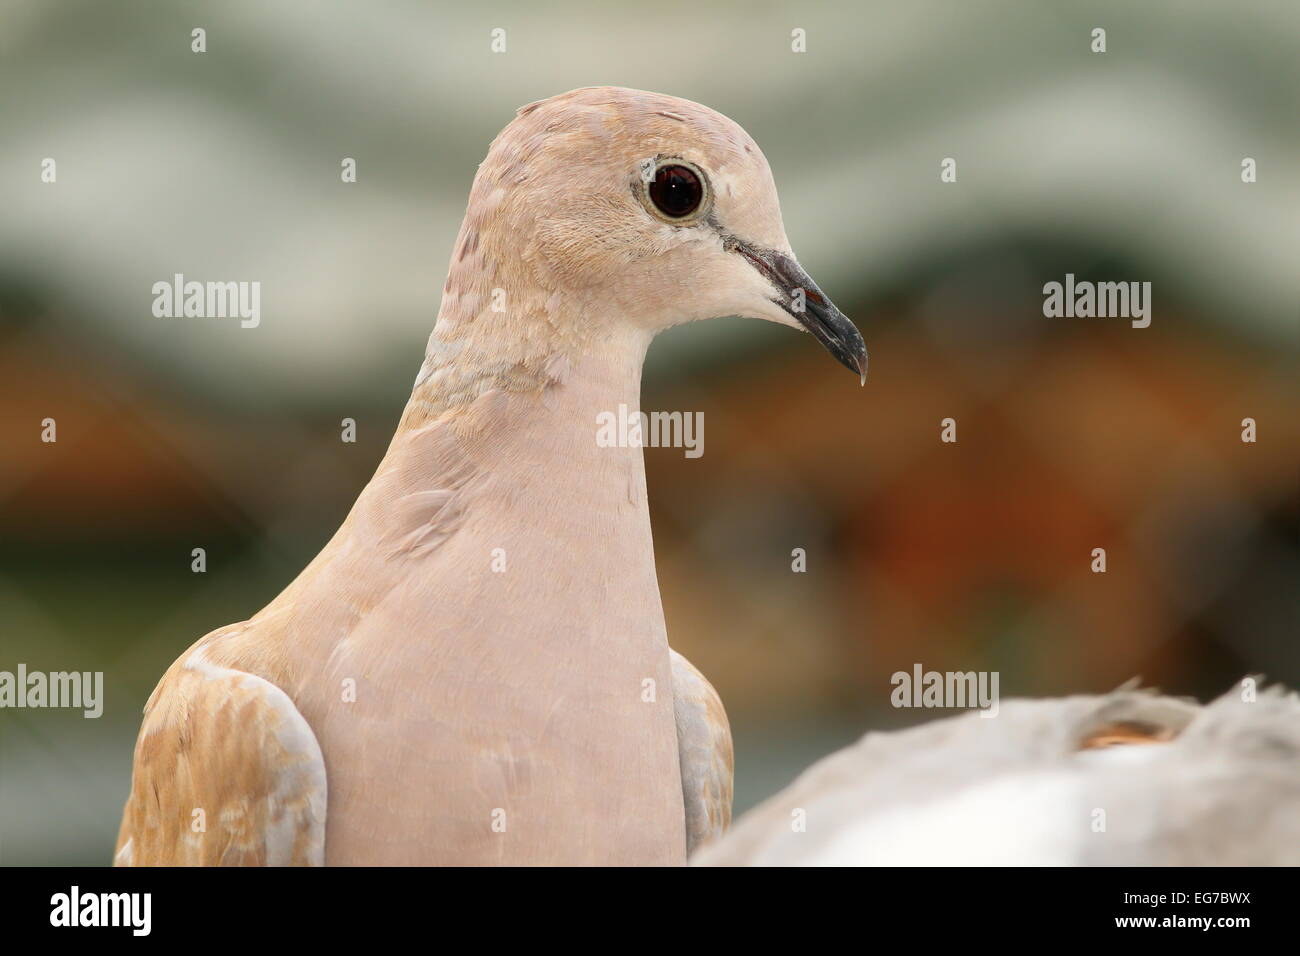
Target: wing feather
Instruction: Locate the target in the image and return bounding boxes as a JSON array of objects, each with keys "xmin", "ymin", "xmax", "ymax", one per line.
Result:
[
  {"xmin": 115, "ymin": 640, "xmax": 326, "ymax": 866},
  {"xmin": 669, "ymin": 649, "xmax": 733, "ymax": 856}
]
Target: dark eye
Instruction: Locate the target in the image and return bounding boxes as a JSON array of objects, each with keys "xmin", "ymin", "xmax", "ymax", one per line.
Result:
[{"xmin": 649, "ymin": 164, "xmax": 703, "ymax": 218}]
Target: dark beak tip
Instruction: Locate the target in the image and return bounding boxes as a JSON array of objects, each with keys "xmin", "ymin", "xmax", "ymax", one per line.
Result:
[
  {"xmin": 853, "ymin": 350, "xmax": 868, "ymax": 386},
  {"xmin": 839, "ymin": 338, "xmax": 868, "ymax": 384},
  {"xmin": 728, "ymin": 237, "xmax": 868, "ymax": 384},
  {"xmin": 823, "ymin": 312, "xmax": 868, "ymax": 383}
]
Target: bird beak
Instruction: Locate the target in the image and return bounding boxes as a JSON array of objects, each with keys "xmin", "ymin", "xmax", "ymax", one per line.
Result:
[{"xmin": 727, "ymin": 238, "xmax": 868, "ymax": 383}]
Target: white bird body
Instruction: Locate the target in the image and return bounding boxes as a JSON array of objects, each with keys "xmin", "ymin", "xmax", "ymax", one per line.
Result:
[
  {"xmin": 115, "ymin": 87, "xmax": 863, "ymax": 866},
  {"xmin": 693, "ymin": 685, "xmax": 1300, "ymax": 866}
]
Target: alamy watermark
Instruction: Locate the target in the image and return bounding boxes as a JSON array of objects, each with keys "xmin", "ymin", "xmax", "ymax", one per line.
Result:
[
  {"xmin": 891, "ymin": 663, "xmax": 999, "ymax": 717},
  {"xmin": 596, "ymin": 403, "xmax": 704, "ymax": 458},
  {"xmin": 152, "ymin": 274, "xmax": 260, "ymax": 328},
  {"xmin": 50, "ymin": 886, "xmax": 150, "ymax": 936},
  {"xmin": 1042, "ymin": 273, "xmax": 1151, "ymax": 328},
  {"xmin": 0, "ymin": 664, "xmax": 103, "ymax": 718}
]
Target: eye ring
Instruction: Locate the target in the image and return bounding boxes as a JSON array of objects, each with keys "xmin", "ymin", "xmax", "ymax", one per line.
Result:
[{"xmin": 637, "ymin": 158, "xmax": 711, "ymax": 224}]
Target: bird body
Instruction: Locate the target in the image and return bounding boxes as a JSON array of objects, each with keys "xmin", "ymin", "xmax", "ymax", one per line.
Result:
[
  {"xmin": 116, "ymin": 87, "xmax": 864, "ymax": 866},
  {"xmin": 120, "ymin": 341, "xmax": 687, "ymax": 864},
  {"xmin": 693, "ymin": 685, "xmax": 1300, "ymax": 866}
]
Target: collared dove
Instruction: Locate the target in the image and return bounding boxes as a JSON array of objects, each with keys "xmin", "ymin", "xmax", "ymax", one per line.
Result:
[
  {"xmin": 692, "ymin": 683, "xmax": 1300, "ymax": 866},
  {"xmin": 115, "ymin": 87, "xmax": 867, "ymax": 866}
]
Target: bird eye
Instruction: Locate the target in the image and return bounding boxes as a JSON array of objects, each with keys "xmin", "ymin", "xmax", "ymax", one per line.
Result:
[{"xmin": 648, "ymin": 163, "xmax": 704, "ymax": 219}]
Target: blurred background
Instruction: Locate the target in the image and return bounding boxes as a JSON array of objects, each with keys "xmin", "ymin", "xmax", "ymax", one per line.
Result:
[{"xmin": 1, "ymin": 0, "xmax": 1297, "ymax": 864}]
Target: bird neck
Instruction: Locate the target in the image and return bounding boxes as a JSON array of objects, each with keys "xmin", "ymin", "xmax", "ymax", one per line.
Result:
[
  {"xmin": 387, "ymin": 319, "xmax": 660, "ymax": 543},
  {"xmin": 400, "ymin": 309, "xmax": 652, "ymax": 422},
  {"xmin": 365, "ymin": 318, "xmax": 668, "ymax": 640}
]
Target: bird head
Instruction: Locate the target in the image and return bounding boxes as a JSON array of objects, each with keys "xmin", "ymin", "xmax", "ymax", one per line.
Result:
[{"xmin": 442, "ymin": 86, "xmax": 867, "ymax": 382}]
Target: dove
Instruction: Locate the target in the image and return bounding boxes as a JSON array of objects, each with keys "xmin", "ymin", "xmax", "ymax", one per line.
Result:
[{"xmin": 115, "ymin": 86, "xmax": 867, "ymax": 866}]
